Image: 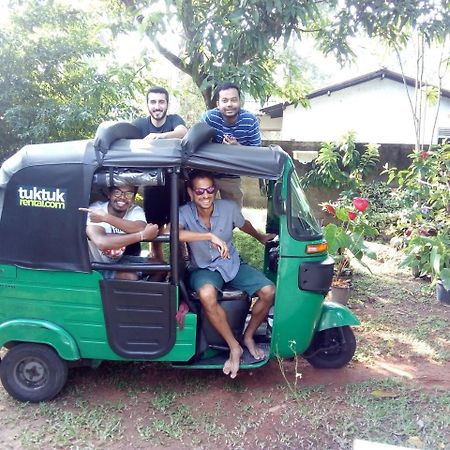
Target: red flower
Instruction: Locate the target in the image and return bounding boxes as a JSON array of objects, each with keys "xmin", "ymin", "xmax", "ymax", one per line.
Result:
[
  {"xmin": 348, "ymin": 211, "xmax": 357, "ymax": 220},
  {"xmin": 324, "ymin": 204, "xmax": 336, "ymax": 216},
  {"xmin": 420, "ymin": 151, "xmax": 430, "ymax": 160},
  {"xmin": 404, "ymin": 227, "xmax": 413, "ymax": 237},
  {"xmin": 353, "ymin": 197, "xmax": 369, "ymax": 212}
]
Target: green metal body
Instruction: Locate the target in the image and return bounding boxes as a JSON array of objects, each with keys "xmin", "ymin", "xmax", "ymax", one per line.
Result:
[
  {"xmin": 267, "ymin": 160, "xmax": 360, "ymax": 358},
  {"xmin": 0, "ymin": 265, "xmax": 196, "ymax": 362},
  {"xmin": 0, "ymin": 157, "xmax": 359, "ymax": 366}
]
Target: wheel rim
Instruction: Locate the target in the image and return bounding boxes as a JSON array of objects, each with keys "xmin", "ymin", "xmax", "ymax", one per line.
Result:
[
  {"xmin": 319, "ymin": 330, "xmax": 342, "ymax": 356},
  {"xmin": 14, "ymin": 357, "xmax": 49, "ymax": 390}
]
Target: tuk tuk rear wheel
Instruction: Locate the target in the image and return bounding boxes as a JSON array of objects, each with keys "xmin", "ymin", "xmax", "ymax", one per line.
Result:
[
  {"xmin": 0, "ymin": 343, "xmax": 68, "ymax": 403},
  {"xmin": 304, "ymin": 326, "xmax": 356, "ymax": 369}
]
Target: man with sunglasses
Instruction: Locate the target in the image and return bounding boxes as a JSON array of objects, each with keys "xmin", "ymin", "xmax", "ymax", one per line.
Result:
[
  {"xmin": 80, "ymin": 185, "xmax": 159, "ymax": 280},
  {"xmin": 179, "ymin": 170, "xmax": 275, "ymax": 379}
]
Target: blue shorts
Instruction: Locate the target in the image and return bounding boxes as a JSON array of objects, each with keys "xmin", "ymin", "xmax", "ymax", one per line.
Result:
[
  {"xmin": 189, "ymin": 263, "xmax": 273, "ymax": 297},
  {"xmin": 101, "ymin": 255, "xmax": 147, "ymax": 280}
]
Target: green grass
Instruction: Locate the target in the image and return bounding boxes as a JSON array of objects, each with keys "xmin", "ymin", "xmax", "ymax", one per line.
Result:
[
  {"xmin": 18, "ymin": 401, "xmax": 124, "ymax": 448},
  {"xmin": 1, "ymin": 242, "xmax": 449, "ymax": 449},
  {"xmin": 233, "ymin": 230, "xmax": 265, "ymax": 271},
  {"xmin": 351, "ymin": 270, "xmax": 450, "ymax": 363}
]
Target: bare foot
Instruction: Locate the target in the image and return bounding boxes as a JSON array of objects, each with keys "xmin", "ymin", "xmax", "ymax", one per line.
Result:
[
  {"xmin": 243, "ymin": 335, "xmax": 265, "ymax": 360},
  {"xmin": 223, "ymin": 346, "xmax": 243, "ymax": 379}
]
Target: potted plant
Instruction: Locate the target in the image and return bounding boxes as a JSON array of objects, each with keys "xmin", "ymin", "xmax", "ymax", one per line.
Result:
[
  {"xmin": 322, "ymin": 197, "xmax": 378, "ymax": 304},
  {"xmin": 401, "ymin": 229, "xmax": 450, "ymax": 305}
]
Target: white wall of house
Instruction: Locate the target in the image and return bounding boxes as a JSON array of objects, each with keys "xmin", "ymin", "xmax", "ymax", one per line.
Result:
[
  {"xmin": 258, "ymin": 115, "xmax": 282, "ymax": 140},
  {"xmin": 280, "ymin": 78, "xmax": 450, "ymax": 144}
]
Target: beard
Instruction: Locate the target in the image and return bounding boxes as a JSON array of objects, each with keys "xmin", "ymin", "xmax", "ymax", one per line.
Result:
[{"xmin": 149, "ymin": 108, "xmax": 168, "ymax": 121}]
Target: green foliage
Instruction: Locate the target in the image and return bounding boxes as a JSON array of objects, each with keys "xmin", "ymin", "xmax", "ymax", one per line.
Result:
[
  {"xmin": 128, "ymin": 0, "xmax": 324, "ymax": 107},
  {"xmin": 384, "ymin": 145, "xmax": 450, "ymax": 229},
  {"xmin": 113, "ymin": 0, "xmax": 450, "ymax": 108},
  {"xmin": 0, "ymin": 0, "xmax": 153, "ymax": 158},
  {"xmin": 302, "ymin": 131, "xmax": 380, "ymax": 193},
  {"xmin": 356, "ymin": 182, "xmax": 409, "ymax": 238},
  {"xmin": 400, "ymin": 232, "xmax": 450, "ymax": 290},
  {"xmin": 384, "ymin": 144, "xmax": 450, "ymax": 285}
]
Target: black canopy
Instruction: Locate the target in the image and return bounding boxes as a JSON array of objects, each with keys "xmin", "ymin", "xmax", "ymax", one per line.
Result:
[{"xmin": 0, "ymin": 122, "xmax": 289, "ymax": 272}]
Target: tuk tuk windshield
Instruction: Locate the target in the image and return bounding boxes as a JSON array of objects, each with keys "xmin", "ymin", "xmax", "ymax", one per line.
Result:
[{"xmin": 287, "ymin": 170, "xmax": 322, "ymax": 241}]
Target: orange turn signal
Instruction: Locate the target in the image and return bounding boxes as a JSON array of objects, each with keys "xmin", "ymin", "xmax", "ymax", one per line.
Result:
[{"xmin": 305, "ymin": 242, "xmax": 328, "ymax": 254}]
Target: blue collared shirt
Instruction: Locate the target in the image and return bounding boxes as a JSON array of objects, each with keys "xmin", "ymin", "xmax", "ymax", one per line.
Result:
[{"xmin": 179, "ymin": 199, "xmax": 245, "ymax": 282}]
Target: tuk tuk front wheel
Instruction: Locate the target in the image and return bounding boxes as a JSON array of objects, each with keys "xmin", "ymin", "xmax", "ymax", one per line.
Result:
[
  {"xmin": 0, "ymin": 343, "xmax": 68, "ymax": 403},
  {"xmin": 304, "ymin": 326, "xmax": 356, "ymax": 369}
]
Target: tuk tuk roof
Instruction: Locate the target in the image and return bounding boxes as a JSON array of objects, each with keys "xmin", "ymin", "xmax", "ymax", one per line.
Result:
[{"xmin": 0, "ymin": 122, "xmax": 289, "ymax": 184}]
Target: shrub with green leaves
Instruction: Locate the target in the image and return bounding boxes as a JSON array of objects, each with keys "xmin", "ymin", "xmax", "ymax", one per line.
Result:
[
  {"xmin": 384, "ymin": 144, "xmax": 450, "ymax": 284},
  {"xmin": 301, "ymin": 131, "xmax": 380, "ymax": 194}
]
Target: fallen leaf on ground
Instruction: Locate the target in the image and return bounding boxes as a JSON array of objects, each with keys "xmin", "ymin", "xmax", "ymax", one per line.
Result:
[
  {"xmin": 406, "ymin": 436, "xmax": 424, "ymax": 448},
  {"xmin": 370, "ymin": 389, "xmax": 399, "ymax": 398}
]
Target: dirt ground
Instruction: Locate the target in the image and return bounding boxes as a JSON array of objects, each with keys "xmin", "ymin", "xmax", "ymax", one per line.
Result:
[{"xmin": 0, "ymin": 240, "xmax": 449, "ymax": 449}]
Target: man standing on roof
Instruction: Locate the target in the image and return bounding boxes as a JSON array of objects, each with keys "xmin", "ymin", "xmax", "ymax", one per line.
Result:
[
  {"xmin": 200, "ymin": 82, "xmax": 274, "ymax": 246},
  {"xmin": 80, "ymin": 185, "xmax": 159, "ymax": 280},
  {"xmin": 133, "ymin": 86, "xmax": 188, "ymax": 260},
  {"xmin": 179, "ymin": 170, "xmax": 274, "ymax": 379},
  {"xmin": 200, "ymin": 82, "xmax": 261, "ymax": 207},
  {"xmin": 133, "ymin": 86, "xmax": 188, "ymax": 140}
]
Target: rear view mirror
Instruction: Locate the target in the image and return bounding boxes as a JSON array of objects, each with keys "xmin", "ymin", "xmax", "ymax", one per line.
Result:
[{"xmin": 272, "ymin": 181, "xmax": 285, "ymax": 216}]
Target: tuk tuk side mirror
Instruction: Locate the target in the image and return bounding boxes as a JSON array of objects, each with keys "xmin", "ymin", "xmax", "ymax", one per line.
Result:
[{"xmin": 272, "ymin": 181, "xmax": 285, "ymax": 216}]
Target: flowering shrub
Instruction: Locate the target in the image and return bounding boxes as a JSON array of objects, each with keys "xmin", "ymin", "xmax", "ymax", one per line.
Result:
[
  {"xmin": 385, "ymin": 144, "xmax": 450, "ymax": 285},
  {"xmin": 322, "ymin": 197, "xmax": 378, "ymax": 279}
]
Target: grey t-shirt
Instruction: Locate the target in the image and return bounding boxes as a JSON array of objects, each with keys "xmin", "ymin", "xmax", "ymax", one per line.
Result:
[
  {"xmin": 179, "ymin": 199, "xmax": 245, "ymax": 282},
  {"xmin": 87, "ymin": 201, "xmax": 146, "ymax": 263}
]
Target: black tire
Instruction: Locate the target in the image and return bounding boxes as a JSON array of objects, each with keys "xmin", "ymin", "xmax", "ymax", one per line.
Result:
[
  {"xmin": 304, "ymin": 326, "xmax": 356, "ymax": 369},
  {"xmin": 0, "ymin": 343, "xmax": 68, "ymax": 402}
]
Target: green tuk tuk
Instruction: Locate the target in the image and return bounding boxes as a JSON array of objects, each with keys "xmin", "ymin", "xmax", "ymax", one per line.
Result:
[{"xmin": 0, "ymin": 122, "xmax": 359, "ymax": 402}]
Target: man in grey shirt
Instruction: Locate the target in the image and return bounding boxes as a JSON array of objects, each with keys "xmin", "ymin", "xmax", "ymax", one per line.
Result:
[{"xmin": 179, "ymin": 170, "xmax": 274, "ymax": 379}]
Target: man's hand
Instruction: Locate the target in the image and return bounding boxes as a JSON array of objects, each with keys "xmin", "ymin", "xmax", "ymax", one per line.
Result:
[
  {"xmin": 223, "ymin": 134, "xmax": 238, "ymax": 145},
  {"xmin": 144, "ymin": 133, "xmax": 163, "ymax": 141},
  {"xmin": 210, "ymin": 233, "xmax": 229, "ymax": 259},
  {"xmin": 258, "ymin": 233, "xmax": 277, "ymax": 245},
  {"xmin": 79, "ymin": 207, "xmax": 108, "ymax": 223},
  {"xmin": 143, "ymin": 223, "xmax": 159, "ymax": 241}
]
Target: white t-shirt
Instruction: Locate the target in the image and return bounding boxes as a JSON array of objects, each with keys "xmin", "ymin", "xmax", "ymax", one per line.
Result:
[{"xmin": 87, "ymin": 201, "xmax": 146, "ymax": 263}]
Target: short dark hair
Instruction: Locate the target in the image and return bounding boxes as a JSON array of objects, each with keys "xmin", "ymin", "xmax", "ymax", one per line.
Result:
[
  {"xmin": 214, "ymin": 82, "xmax": 241, "ymax": 101},
  {"xmin": 188, "ymin": 170, "xmax": 215, "ymax": 189},
  {"xmin": 146, "ymin": 86, "xmax": 169, "ymax": 103}
]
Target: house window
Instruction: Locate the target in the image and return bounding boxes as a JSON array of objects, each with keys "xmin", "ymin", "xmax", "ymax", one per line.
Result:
[{"xmin": 437, "ymin": 127, "xmax": 450, "ymax": 144}]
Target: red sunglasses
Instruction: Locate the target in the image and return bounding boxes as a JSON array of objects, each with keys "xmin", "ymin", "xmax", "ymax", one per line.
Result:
[{"xmin": 193, "ymin": 185, "xmax": 216, "ymax": 195}]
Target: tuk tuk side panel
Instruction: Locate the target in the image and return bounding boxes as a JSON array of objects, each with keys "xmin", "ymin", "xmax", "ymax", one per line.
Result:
[
  {"xmin": 0, "ymin": 267, "xmax": 197, "ymax": 362},
  {"xmin": 0, "ymin": 163, "xmax": 94, "ymax": 272}
]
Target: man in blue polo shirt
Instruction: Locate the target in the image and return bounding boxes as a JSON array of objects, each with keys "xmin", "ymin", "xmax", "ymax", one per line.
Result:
[
  {"xmin": 179, "ymin": 170, "xmax": 274, "ymax": 379},
  {"xmin": 200, "ymin": 82, "xmax": 261, "ymax": 207}
]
